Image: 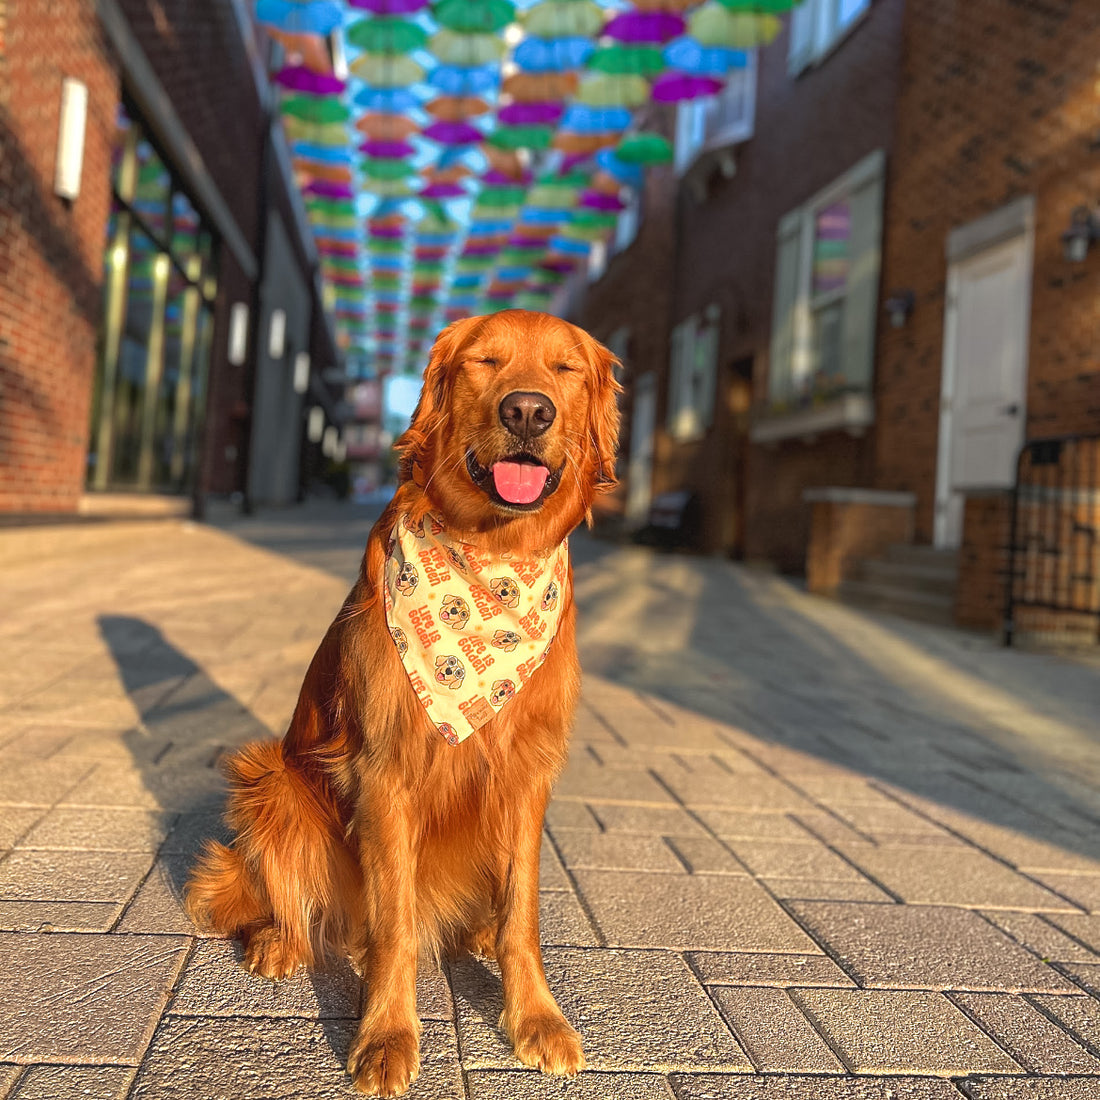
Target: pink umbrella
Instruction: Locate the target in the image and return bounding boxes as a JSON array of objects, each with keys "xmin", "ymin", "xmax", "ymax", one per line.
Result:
[
  {"xmin": 651, "ymin": 71, "xmax": 725, "ymax": 101},
  {"xmin": 420, "ymin": 182, "xmax": 467, "ymax": 198},
  {"xmin": 348, "ymin": 0, "xmax": 428, "ymax": 11},
  {"xmin": 306, "ymin": 180, "xmax": 355, "ymax": 198},
  {"xmin": 581, "ymin": 190, "xmax": 626, "ymax": 212}
]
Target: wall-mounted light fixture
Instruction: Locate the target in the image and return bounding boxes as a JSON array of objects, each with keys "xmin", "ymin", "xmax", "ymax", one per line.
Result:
[
  {"xmin": 322, "ymin": 425, "xmax": 338, "ymax": 458},
  {"xmin": 1061, "ymin": 205, "xmax": 1100, "ymax": 263},
  {"xmin": 54, "ymin": 78, "xmax": 89, "ymax": 201},
  {"xmin": 268, "ymin": 308, "xmax": 287, "ymax": 359},
  {"xmin": 228, "ymin": 303, "xmax": 249, "ymax": 365},
  {"xmin": 307, "ymin": 406, "xmax": 325, "ymax": 443},
  {"xmin": 293, "ymin": 351, "xmax": 311, "ymax": 394},
  {"xmin": 884, "ymin": 289, "xmax": 915, "ymax": 328}
]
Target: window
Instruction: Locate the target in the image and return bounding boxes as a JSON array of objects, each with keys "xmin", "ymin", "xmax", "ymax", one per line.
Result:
[
  {"xmin": 674, "ymin": 52, "xmax": 757, "ymax": 174},
  {"xmin": 768, "ymin": 149, "xmax": 884, "ymax": 409},
  {"xmin": 668, "ymin": 309, "xmax": 719, "ymax": 442},
  {"xmin": 789, "ymin": 0, "xmax": 872, "ymax": 74}
]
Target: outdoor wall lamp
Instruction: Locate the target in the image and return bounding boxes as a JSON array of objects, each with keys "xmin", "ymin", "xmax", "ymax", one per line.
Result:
[
  {"xmin": 268, "ymin": 308, "xmax": 287, "ymax": 358},
  {"xmin": 1061, "ymin": 204, "xmax": 1100, "ymax": 263},
  {"xmin": 884, "ymin": 289, "xmax": 915, "ymax": 328},
  {"xmin": 228, "ymin": 302, "xmax": 249, "ymax": 365},
  {"xmin": 54, "ymin": 78, "xmax": 88, "ymax": 201},
  {"xmin": 293, "ymin": 351, "xmax": 311, "ymax": 395}
]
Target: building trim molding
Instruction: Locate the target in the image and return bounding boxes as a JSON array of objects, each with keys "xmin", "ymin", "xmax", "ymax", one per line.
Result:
[
  {"xmin": 96, "ymin": 0, "xmax": 259, "ymax": 280},
  {"xmin": 750, "ymin": 392, "xmax": 874, "ymax": 443},
  {"xmin": 802, "ymin": 487, "xmax": 915, "ymax": 507},
  {"xmin": 946, "ymin": 195, "xmax": 1035, "ymax": 263}
]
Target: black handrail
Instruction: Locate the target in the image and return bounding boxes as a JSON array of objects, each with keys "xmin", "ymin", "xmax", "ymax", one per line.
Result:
[{"xmin": 1003, "ymin": 433, "xmax": 1100, "ymax": 646}]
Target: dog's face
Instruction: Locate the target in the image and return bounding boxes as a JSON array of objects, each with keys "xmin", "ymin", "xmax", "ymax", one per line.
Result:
[
  {"xmin": 489, "ymin": 678, "xmax": 516, "ymax": 707},
  {"xmin": 396, "ymin": 562, "xmax": 418, "ymax": 596},
  {"xmin": 396, "ymin": 310, "xmax": 621, "ymax": 550},
  {"xmin": 434, "ymin": 654, "xmax": 466, "ymax": 690},
  {"xmin": 491, "ymin": 629, "xmax": 522, "ymax": 652},
  {"xmin": 541, "ymin": 581, "xmax": 559, "ymax": 612},
  {"xmin": 439, "ymin": 594, "xmax": 470, "ymax": 629},
  {"xmin": 490, "ymin": 577, "xmax": 520, "ymax": 608}
]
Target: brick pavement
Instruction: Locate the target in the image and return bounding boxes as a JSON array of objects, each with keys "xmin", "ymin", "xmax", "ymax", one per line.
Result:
[{"xmin": 1, "ymin": 501, "xmax": 1099, "ymax": 1099}]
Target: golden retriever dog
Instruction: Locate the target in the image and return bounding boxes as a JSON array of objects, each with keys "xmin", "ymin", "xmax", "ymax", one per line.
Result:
[{"xmin": 185, "ymin": 310, "xmax": 620, "ymax": 1096}]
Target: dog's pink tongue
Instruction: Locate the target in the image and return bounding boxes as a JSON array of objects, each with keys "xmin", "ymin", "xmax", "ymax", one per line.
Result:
[{"xmin": 492, "ymin": 462, "xmax": 548, "ymax": 505}]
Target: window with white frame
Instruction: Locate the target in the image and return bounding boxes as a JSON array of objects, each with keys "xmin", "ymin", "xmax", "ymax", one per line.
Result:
[
  {"xmin": 667, "ymin": 309, "xmax": 719, "ymax": 442},
  {"xmin": 674, "ymin": 52, "xmax": 757, "ymax": 174},
  {"xmin": 788, "ymin": 0, "xmax": 872, "ymax": 75},
  {"xmin": 768, "ymin": 149, "xmax": 884, "ymax": 408}
]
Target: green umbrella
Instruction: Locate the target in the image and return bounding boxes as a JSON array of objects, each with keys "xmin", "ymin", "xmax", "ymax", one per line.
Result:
[
  {"xmin": 280, "ymin": 96, "xmax": 350, "ymax": 125},
  {"xmin": 346, "ymin": 18, "xmax": 428, "ymax": 53},
  {"xmin": 488, "ymin": 125, "xmax": 554, "ymax": 151},
  {"xmin": 615, "ymin": 132, "xmax": 673, "ymax": 164},
  {"xmin": 434, "ymin": 0, "xmax": 516, "ymax": 34},
  {"xmin": 716, "ymin": 0, "xmax": 800, "ymax": 10},
  {"xmin": 587, "ymin": 44, "xmax": 664, "ymax": 76},
  {"xmin": 362, "ymin": 160, "xmax": 416, "ymax": 181}
]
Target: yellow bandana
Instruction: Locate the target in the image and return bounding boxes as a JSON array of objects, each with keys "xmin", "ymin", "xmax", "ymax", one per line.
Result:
[{"xmin": 383, "ymin": 513, "xmax": 569, "ymax": 745}]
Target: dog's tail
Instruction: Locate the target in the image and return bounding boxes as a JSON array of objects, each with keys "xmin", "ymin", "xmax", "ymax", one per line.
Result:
[{"xmin": 184, "ymin": 740, "xmax": 359, "ymax": 967}]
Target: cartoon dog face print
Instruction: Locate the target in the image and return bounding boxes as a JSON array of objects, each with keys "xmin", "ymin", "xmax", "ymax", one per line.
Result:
[
  {"xmin": 436, "ymin": 723, "xmax": 460, "ymax": 746},
  {"xmin": 402, "ymin": 515, "xmax": 425, "ymax": 538},
  {"xmin": 439, "ymin": 594, "xmax": 471, "ymax": 629},
  {"xmin": 434, "ymin": 654, "xmax": 466, "ymax": 690},
  {"xmin": 396, "ymin": 561, "xmax": 419, "ymax": 596},
  {"xmin": 490, "ymin": 577, "xmax": 520, "ymax": 608},
  {"xmin": 391, "ymin": 627, "xmax": 409, "ymax": 657},
  {"xmin": 445, "ymin": 546, "xmax": 468, "ymax": 573},
  {"xmin": 489, "ymin": 679, "xmax": 516, "ymax": 708},
  {"xmin": 541, "ymin": 580, "xmax": 559, "ymax": 612},
  {"xmin": 491, "ymin": 629, "xmax": 522, "ymax": 652}
]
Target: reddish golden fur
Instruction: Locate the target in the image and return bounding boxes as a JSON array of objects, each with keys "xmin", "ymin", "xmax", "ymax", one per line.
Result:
[{"xmin": 185, "ymin": 311, "xmax": 621, "ymax": 1096}]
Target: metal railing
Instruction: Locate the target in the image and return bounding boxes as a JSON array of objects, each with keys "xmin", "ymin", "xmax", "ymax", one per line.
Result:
[{"xmin": 1004, "ymin": 433, "xmax": 1100, "ymax": 646}]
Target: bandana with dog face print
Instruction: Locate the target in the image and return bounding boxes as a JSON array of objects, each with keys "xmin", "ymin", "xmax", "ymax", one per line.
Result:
[{"xmin": 383, "ymin": 513, "xmax": 568, "ymax": 745}]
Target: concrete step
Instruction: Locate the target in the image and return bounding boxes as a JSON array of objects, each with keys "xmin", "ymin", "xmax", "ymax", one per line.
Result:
[
  {"xmin": 857, "ymin": 557, "xmax": 959, "ymax": 597},
  {"xmin": 835, "ymin": 578, "xmax": 957, "ymax": 627}
]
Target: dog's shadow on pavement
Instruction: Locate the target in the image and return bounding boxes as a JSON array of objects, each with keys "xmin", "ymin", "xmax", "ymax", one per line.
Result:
[{"xmin": 96, "ymin": 613, "xmax": 365, "ymax": 1037}]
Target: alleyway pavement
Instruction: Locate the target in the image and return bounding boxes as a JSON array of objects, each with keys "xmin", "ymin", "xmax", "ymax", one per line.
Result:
[{"xmin": 2, "ymin": 500, "xmax": 1100, "ymax": 1100}]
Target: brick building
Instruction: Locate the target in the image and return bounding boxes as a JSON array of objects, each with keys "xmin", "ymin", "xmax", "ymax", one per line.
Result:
[
  {"xmin": 581, "ymin": 0, "xmax": 1100, "ymax": 635},
  {"xmin": 0, "ymin": 0, "xmax": 340, "ymax": 515}
]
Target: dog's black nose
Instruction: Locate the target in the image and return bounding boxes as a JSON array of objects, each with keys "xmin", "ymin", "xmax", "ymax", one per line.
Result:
[{"xmin": 499, "ymin": 391, "xmax": 556, "ymax": 439}]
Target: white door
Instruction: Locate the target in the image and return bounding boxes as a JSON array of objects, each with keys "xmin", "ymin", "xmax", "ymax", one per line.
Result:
[
  {"xmin": 625, "ymin": 372, "xmax": 656, "ymax": 526},
  {"xmin": 935, "ymin": 233, "xmax": 1031, "ymax": 547}
]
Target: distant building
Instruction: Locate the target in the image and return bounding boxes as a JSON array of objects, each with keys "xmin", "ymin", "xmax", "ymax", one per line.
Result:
[
  {"xmin": 580, "ymin": 0, "xmax": 1100, "ymax": 636},
  {"xmin": 0, "ymin": 0, "xmax": 342, "ymax": 515}
]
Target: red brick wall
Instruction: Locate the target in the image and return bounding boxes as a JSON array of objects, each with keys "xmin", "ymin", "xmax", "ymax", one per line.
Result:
[
  {"xmin": 955, "ymin": 491, "xmax": 1012, "ymax": 633},
  {"xmin": 875, "ymin": 0, "xmax": 1100, "ymax": 542},
  {"xmin": 582, "ymin": 1, "xmax": 906, "ymax": 562},
  {"xmin": 806, "ymin": 496, "xmax": 914, "ymax": 595},
  {"xmin": 0, "ymin": 1, "xmax": 119, "ymax": 511}
]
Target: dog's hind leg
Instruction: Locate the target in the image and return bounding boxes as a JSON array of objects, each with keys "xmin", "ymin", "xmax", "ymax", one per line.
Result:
[{"xmin": 186, "ymin": 740, "xmax": 356, "ymax": 980}]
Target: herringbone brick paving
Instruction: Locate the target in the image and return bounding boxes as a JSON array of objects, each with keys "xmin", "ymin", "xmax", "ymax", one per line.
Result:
[{"xmin": 1, "ymin": 500, "xmax": 1099, "ymax": 1099}]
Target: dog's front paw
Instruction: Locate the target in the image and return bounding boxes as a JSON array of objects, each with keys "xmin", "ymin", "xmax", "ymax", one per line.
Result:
[
  {"xmin": 347, "ymin": 1026, "xmax": 421, "ymax": 1096},
  {"xmin": 243, "ymin": 924, "xmax": 305, "ymax": 980},
  {"xmin": 505, "ymin": 1011, "xmax": 585, "ymax": 1076}
]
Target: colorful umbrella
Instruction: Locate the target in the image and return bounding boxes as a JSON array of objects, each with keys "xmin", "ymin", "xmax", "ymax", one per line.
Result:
[
  {"xmin": 281, "ymin": 96, "xmax": 350, "ymax": 125},
  {"xmin": 265, "ymin": 29, "xmax": 334, "ymax": 74},
  {"xmin": 348, "ymin": 0, "xmax": 429, "ymax": 11},
  {"xmin": 434, "ymin": 0, "xmax": 516, "ymax": 34},
  {"xmin": 513, "ymin": 36, "xmax": 594, "ymax": 72},
  {"xmin": 428, "ymin": 64, "xmax": 500, "ymax": 94},
  {"xmin": 651, "ymin": 71, "xmax": 725, "ymax": 101},
  {"xmin": 502, "ymin": 71, "xmax": 579, "ymax": 102},
  {"xmin": 429, "ymin": 30, "xmax": 507, "ymax": 66},
  {"xmin": 664, "ymin": 37, "xmax": 750, "ymax": 75},
  {"xmin": 346, "ymin": 18, "xmax": 428, "ymax": 52},
  {"xmin": 587, "ymin": 44, "xmax": 666, "ymax": 76},
  {"xmin": 349, "ymin": 54, "xmax": 426, "ymax": 86},
  {"xmin": 524, "ymin": 0, "xmax": 605, "ymax": 38},
  {"xmin": 255, "ymin": 0, "xmax": 343, "ymax": 35},
  {"xmin": 274, "ymin": 66, "xmax": 345, "ymax": 95},
  {"xmin": 688, "ymin": 5, "xmax": 783, "ymax": 48},
  {"xmin": 604, "ymin": 9, "xmax": 686, "ymax": 44},
  {"xmin": 616, "ymin": 131, "xmax": 674, "ymax": 164},
  {"xmin": 355, "ymin": 113, "xmax": 421, "ymax": 140},
  {"xmin": 424, "ymin": 95, "xmax": 493, "ymax": 120},
  {"xmin": 575, "ymin": 73, "xmax": 651, "ymax": 108}
]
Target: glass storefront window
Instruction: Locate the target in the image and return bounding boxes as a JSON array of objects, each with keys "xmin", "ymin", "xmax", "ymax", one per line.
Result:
[{"xmin": 88, "ymin": 100, "xmax": 219, "ymax": 495}]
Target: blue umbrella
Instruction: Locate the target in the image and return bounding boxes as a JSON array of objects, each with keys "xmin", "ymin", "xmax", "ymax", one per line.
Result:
[
  {"xmin": 664, "ymin": 37, "xmax": 750, "ymax": 76},
  {"xmin": 355, "ymin": 86, "xmax": 421, "ymax": 113},
  {"xmin": 595, "ymin": 148, "xmax": 644, "ymax": 187},
  {"xmin": 428, "ymin": 64, "xmax": 500, "ymax": 95},
  {"xmin": 513, "ymin": 36, "xmax": 594, "ymax": 73},
  {"xmin": 255, "ymin": 0, "xmax": 343, "ymax": 35},
  {"xmin": 561, "ymin": 104, "xmax": 633, "ymax": 134}
]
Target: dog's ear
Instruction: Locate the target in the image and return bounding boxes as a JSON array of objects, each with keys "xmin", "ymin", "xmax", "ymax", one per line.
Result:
[
  {"xmin": 395, "ymin": 315, "xmax": 485, "ymax": 484},
  {"xmin": 577, "ymin": 329, "xmax": 623, "ymax": 507}
]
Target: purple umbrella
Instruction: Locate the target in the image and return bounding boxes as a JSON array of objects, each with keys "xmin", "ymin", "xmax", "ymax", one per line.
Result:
[
  {"xmin": 651, "ymin": 71, "xmax": 724, "ymax": 102},
  {"xmin": 305, "ymin": 179, "xmax": 355, "ymax": 198},
  {"xmin": 604, "ymin": 10, "xmax": 686, "ymax": 44},
  {"xmin": 483, "ymin": 168, "xmax": 533, "ymax": 185},
  {"xmin": 274, "ymin": 66, "xmax": 346, "ymax": 95},
  {"xmin": 360, "ymin": 140, "xmax": 417, "ymax": 158},
  {"xmin": 497, "ymin": 101, "xmax": 564, "ymax": 126},
  {"xmin": 422, "ymin": 120, "xmax": 484, "ymax": 145},
  {"xmin": 581, "ymin": 190, "xmax": 625, "ymax": 212},
  {"xmin": 420, "ymin": 182, "xmax": 467, "ymax": 198},
  {"xmin": 348, "ymin": 0, "xmax": 428, "ymax": 11},
  {"xmin": 369, "ymin": 226, "xmax": 404, "ymax": 238}
]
